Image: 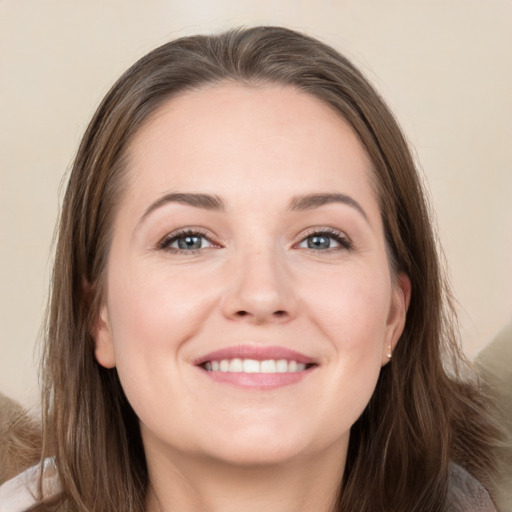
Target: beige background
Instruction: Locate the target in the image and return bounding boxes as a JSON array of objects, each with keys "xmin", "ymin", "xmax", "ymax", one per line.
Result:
[{"xmin": 1, "ymin": 0, "xmax": 511, "ymax": 408}]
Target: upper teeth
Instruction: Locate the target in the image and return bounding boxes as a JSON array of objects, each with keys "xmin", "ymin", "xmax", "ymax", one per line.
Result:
[{"xmin": 204, "ymin": 359, "xmax": 307, "ymax": 373}]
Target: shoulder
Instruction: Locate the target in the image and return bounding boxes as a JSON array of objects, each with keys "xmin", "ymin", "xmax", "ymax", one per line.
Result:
[
  {"xmin": 446, "ymin": 462, "xmax": 497, "ymax": 512},
  {"xmin": 0, "ymin": 392, "xmax": 41, "ymax": 484},
  {"xmin": 0, "ymin": 458, "xmax": 62, "ymax": 512},
  {"xmin": 0, "ymin": 393, "xmax": 61, "ymax": 511}
]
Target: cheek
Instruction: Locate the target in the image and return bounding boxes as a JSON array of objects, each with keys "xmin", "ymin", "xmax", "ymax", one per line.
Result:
[
  {"xmin": 287, "ymin": 268, "xmax": 391, "ymax": 451},
  {"xmin": 302, "ymin": 264, "xmax": 391, "ymax": 350},
  {"xmin": 104, "ymin": 261, "xmax": 218, "ymax": 395},
  {"xmin": 107, "ymin": 260, "xmax": 214, "ymax": 344},
  {"xmin": 103, "ymin": 264, "xmax": 221, "ymax": 436},
  {"xmin": 300, "ymin": 264, "xmax": 391, "ymax": 409}
]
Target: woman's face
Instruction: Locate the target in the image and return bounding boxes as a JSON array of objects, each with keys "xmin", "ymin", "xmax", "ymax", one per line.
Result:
[{"xmin": 94, "ymin": 83, "xmax": 410, "ymax": 467}]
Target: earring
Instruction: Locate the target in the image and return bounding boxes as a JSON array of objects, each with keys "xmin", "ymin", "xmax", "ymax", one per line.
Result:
[{"xmin": 386, "ymin": 346, "xmax": 392, "ymax": 359}]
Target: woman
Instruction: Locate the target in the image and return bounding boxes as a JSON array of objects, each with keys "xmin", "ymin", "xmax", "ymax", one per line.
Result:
[{"xmin": 0, "ymin": 26, "xmax": 500, "ymax": 511}]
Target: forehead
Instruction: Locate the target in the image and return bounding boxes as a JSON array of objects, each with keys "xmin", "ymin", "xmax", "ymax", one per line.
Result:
[{"xmin": 123, "ymin": 82, "xmax": 378, "ymax": 213}]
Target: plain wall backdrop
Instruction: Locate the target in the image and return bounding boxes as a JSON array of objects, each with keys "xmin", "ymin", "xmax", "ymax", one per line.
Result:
[{"xmin": 1, "ymin": 0, "xmax": 511, "ymax": 408}]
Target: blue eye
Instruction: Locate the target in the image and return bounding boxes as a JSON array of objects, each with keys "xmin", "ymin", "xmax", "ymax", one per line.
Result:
[
  {"xmin": 159, "ymin": 230, "xmax": 215, "ymax": 252},
  {"xmin": 174, "ymin": 234, "xmax": 207, "ymax": 250},
  {"xmin": 298, "ymin": 230, "xmax": 351, "ymax": 251}
]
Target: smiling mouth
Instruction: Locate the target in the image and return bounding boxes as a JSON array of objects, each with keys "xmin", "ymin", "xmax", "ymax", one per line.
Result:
[
  {"xmin": 195, "ymin": 345, "xmax": 318, "ymax": 377},
  {"xmin": 201, "ymin": 358, "xmax": 316, "ymax": 373},
  {"xmin": 195, "ymin": 346, "xmax": 317, "ymax": 389}
]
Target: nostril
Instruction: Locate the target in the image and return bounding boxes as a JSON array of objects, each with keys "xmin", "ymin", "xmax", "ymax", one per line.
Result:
[{"xmin": 234, "ymin": 310, "xmax": 287, "ymax": 319}]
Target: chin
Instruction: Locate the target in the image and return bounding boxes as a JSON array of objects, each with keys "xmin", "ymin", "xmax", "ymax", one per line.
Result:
[
  {"xmin": 206, "ymin": 441, "xmax": 306, "ymax": 467},
  {"xmin": 194, "ymin": 421, "xmax": 320, "ymax": 467}
]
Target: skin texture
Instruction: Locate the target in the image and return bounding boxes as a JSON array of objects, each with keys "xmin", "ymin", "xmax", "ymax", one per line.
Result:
[{"xmin": 94, "ymin": 83, "xmax": 410, "ymax": 512}]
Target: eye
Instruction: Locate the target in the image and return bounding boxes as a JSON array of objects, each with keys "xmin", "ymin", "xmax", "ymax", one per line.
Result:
[
  {"xmin": 297, "ymin": 229, "xmax": 352, "ymax": 251},
  {"xmin": 158, "ymin": 229, "xmax": 218, "ymax": 253}
]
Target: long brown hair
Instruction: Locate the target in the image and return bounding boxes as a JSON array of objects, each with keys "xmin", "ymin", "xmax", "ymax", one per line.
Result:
[{"xmin": 40, "ymin": 27, "xmax": 499, "ymax": 511}]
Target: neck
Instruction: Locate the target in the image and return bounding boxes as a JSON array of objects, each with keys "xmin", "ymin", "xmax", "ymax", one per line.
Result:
[{"xmin": 144, "ymin": 442, "xmax": 347, "ymax": 512}]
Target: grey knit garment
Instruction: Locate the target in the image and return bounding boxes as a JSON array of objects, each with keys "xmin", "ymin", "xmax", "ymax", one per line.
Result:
[{"xmin": 446, "ymin": 463, "xmax": 497, "ymax": 511}]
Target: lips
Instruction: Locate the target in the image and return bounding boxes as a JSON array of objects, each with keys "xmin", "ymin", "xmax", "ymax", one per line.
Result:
[{"xmin": 193, "ymin": 345, "xmax": 317, "ymax": 389}]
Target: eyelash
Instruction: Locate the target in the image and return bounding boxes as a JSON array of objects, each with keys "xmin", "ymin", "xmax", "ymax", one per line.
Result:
[{"xmin": 157, "ymin": 227, "xmax": 353, "ymax": 254}]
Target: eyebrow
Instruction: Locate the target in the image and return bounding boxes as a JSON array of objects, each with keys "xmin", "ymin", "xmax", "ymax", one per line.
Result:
[
  {"xmin": 140, "ymin": 192, "xmax": 225, "ymax": 224},
  {"xmin": 139, "ymin": 191, "xmax": 368, "ymax": 225},
  {"xmin": 289, "ymin": 193, "xmax": 368, "ymax": 221}
]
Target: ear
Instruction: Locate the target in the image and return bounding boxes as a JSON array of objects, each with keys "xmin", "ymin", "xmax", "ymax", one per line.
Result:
[
  {"xmin": 381, "ymin": 272, "xmax": 411, "ymax": 366},
  {"xmin": 92, "ymin": 303, "xmax": 116, "ymax": 369}
]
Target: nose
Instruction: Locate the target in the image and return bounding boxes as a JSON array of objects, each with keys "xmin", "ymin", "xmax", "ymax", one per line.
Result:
[{"xmin": 221, "ymin": 249, "xmax": 297, "ymax": 324}]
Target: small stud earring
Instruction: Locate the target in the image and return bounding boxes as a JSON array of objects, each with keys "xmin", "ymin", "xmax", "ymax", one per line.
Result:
[{"xmin": 386, "ymin": 346, "xmax": 392, "ymax": 359}]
